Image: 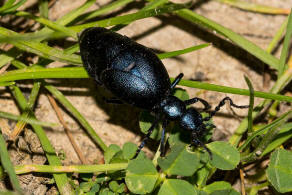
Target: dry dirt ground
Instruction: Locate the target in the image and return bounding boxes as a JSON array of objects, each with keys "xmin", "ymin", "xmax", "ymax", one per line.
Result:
[{"xmin": 0, "ymin": 0, "xmax": 291, "ymax": 194}]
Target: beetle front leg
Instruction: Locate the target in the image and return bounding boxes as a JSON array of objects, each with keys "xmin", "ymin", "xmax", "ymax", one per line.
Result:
[
  {"xmin": 191, "ymin": 131, "xmax": 212, "ymax": 159},
  {"xmin": 203, "ymin": 97, "xmax": 249, "ymax": 121},
  {"xmin": 184, "ymin": 97, "xmax": 211, "ymax": 111}
]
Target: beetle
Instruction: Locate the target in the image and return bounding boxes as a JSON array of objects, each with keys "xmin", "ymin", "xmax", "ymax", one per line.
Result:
[{"xmin": 79, "ymin": 27, "xmax": 249, "ymax": 157}]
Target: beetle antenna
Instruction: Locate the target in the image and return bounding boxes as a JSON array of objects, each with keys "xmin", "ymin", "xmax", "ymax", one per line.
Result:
[{"xmin": 170, "ymin": 73, "xmax": 184, "ymax": 89}]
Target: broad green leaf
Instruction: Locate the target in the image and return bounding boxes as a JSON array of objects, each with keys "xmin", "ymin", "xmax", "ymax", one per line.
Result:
[
  {"xmin": 203, "ymin": 181, "xmax": 240, "ymax": 195},
  {"xmin": 158, "ymin": 179, "xmax": 198, "ymax": 195},
  {"xmin": 173, "ymin": 88, "xmax": 189, "ymax": 101},
  {"xmin": 207, "ymin": 141, "xmax": 240, "ymax": 170},
  {"xmin": 109, "ymin": 181, "xmax": 125, "ymax": 193},
  {"xmin": 104, "ymin": 144, "xmax": 121, "ymax": 164},
  {"xmin": 267, "ymin": 149, "xmax": 292, "ymax": 193},
  {"xmin": 126, "ymin": 159, "xmax": 158, "ymax": 194},
  {"xmin": 122, "ymin": 142, "xmax": 138, "ymax": 160},
  {"xmin": 193, "ymin": 163, "xmax": 213, "ymax": 188},
  {"xmin": 139, "ymin": 111, "xmax": 161, "ymax": 140},
  {"xmin": 158, "ymin": 144, "xmax": 202, "ymax": 176}
]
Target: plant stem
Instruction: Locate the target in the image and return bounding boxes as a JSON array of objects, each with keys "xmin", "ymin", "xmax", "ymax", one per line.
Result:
[{"xmin": 14, "ymin": 163, "xmax": 128, "ymax": 174}]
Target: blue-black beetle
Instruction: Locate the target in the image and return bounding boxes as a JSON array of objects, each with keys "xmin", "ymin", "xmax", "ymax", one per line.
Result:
[{"xmin": 79, "ymin": 27, "xmax": 248, "ymax": 157}]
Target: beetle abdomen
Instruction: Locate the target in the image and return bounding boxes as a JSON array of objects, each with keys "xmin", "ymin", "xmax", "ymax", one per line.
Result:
[
  {"xmin": 79, "ymin": 27, "xmax": 132, "ymax": 83},
  {"xmin": 79, "ymin": 27, "xmax": 171, "ymax": 109}
]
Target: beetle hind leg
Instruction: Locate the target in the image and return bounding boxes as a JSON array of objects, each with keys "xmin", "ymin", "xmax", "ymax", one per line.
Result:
[{"xmin": 134, "ymin": 115, "xmax": 161, "ymax": 158}]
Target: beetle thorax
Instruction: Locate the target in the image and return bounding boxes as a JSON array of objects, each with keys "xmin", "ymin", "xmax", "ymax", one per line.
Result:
[{"xmin": 159, "ymin": 96, "xmax": 186, "ymax": 120}]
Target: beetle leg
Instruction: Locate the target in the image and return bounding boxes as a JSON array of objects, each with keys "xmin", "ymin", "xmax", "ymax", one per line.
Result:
[
  {"xmin": 160, "ymin": 119, "xmax": 169, "ymax": 157},
  {"xmin": 184, "ymin": 97, "xmax": 211, "ymax": 111},
  {"xmin": 203, "ymin": 97, "xmax": 249, "ymax": 121},
  {"xmin": 170, "ymin": 73, "xmax": 184, "ymax": 89},
  {"xmin": 191, "ymin": 131, "xmax": 212, "ymax": 159},
  {"xmin": 134, "ymin": 115, "xmax": 162, "ymax": 158}
]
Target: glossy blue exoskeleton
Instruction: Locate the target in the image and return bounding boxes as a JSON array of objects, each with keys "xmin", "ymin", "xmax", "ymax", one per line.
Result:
[{"xmin": 79, "ymin": 27, "xmax": 249, "ymax": 157}]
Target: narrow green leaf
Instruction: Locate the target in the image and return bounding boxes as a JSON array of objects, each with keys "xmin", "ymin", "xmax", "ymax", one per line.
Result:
[
  {"xmin": 0, "ymin": 130, "xmax": 23, "ymax": 193},
  {"xmin": 70, "ymin": 3, "xmax": 189, "ymax": 31},
  {"xmin": 176, "ymin": 9, "xmax": 280, "ymax": 70},
  {"xmin": 176, "ymin": 79, "xmax": 292, "ymax": 103},
  {"xmin": 0, "ymin": 67, "xmax": 88, "ymax": 82},
  {"xmin": 0, "ymin": 0, "xmax": 26, "ymax": 14},
  {"xmin": 0, "ymin": 110, "xmax": 58, "ymax": 127},
  {"xmin": 0, "ymin": 82, "xmax": 15, "ymax": 86},
  {"xmin": 1, "ymin": 67, "xmax": 292, "ymax": 102},
  {"xmin": 244, "ymin": 76, "xmax": 254, "ymax": 133},
  {"xmin": 76, "ymin": 0, "xmax": 135, "ymax": 22},
  {"xmin": 267, "ymin": 149, "xmax": 292, "ymax": 193},
  {"xmin": 157, "ymin": 43, "xmax": 210, "ymax": 59},
  {"xmin": 238, "ymin": 111, "xmax": 292, "ymax": 152},
  {"xmin": 158, "ymin": 179, "xmax": 198, "ymax": 195},
  {"xmin": 278, "ymin": 9, "xmax": 292, "ymax": 76},
  {"xmin": 126, "ymin": 158, "xmax": 158, "ymax": 194},
  {"xmin": 15, "ymin": 11, "xmax": 77, "ymax": 38},
  {"xmin": 38, "ymin": 0, "xmax": 48, "ymax": 18},
  {"xmin": 262, "ymin": 123, "xmax": 292, "ymax": 156},
  {"xmin": 0, "ymin": 27, "xmax": 81, "ymax": 64},
  {"xmin": 207, "ymin": 141, "xmax": 240, "ymax": 170},
  {"xmin": 215, "ymin": 0, "xmax": 290, "ymax": 15},
  {"xmin": 10, "ymin": 86, "xmax": 74, "ymax": 194}
]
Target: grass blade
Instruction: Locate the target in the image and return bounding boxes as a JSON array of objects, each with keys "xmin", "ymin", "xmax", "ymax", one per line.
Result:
[
  {"xmin": 176, "ymin": 9, "xmax": 280, "ymax": 70},
  {"xmin": 75, "ymin": 0, "xmax": 135, "ymax": 22},
  {"xmin": 9, "ymin": 85, "xmax": 75, "ymax": 194},
  {"xmin": 70, "ymin": 3, "xmax": 189, "ymax": 31},
  {"xmin": 0, "ymin": 27, "xmax": 81, "ymax": 65},
  {"xmin": 157, "ymin": 43, "xmax": 210, "ymax": 59},
  {"xmin": 0, "ymin": 110, "xmax": 58, "ymax": 128},
  {"xmin": 0, "ymin": 130, "xmax": 23, "ymax": 193},
  {"xmin": 278, "ymin": 9, "xmax": 292, "ymax": 76},
  {"xmin": 215, "ymin": 0, "xmax": 290, "ymax": 15},
  {"xmin": 1, "ymin": 67, "xmax": 292, "ymax": 102}
]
